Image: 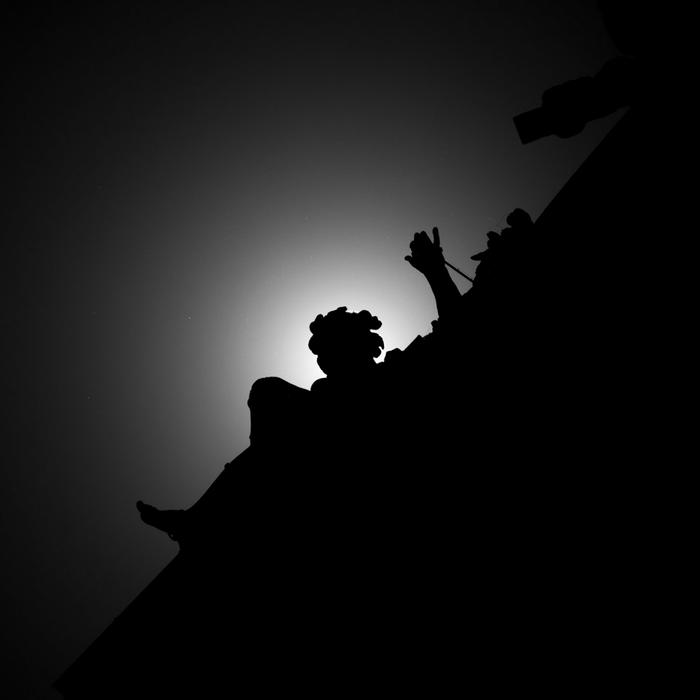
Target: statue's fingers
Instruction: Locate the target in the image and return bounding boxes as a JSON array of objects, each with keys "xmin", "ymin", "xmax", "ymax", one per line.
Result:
[
  {"xmin": 404, "ymin": 255, "xmax": 416, "ymax": 268},
  {"xmin": 432, "ymin": 226, "xmax": 440, "ymax": 247},
  {"xmin": 416, "ymin": 230, "xmax": 431, "ymax": 247}
]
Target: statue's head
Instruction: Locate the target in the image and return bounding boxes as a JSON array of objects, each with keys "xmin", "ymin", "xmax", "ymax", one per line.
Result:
[{"xmin": 308, "ymin": 307, "xmax": 384, "ymax": 378}]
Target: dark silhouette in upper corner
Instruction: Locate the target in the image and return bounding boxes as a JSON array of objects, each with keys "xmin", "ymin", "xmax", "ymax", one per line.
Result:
[{"xmin": 55, "ymin": 2, "xmax": 676, "ymax": 695}]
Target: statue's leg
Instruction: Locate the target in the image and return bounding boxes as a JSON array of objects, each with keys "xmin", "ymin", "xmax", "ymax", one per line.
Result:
[
  {"xmin": 136, "ymin": 448, "xmax": 256, "ymax": 541},
  {"xmin": 186, "ymin": 446, "xmax": 256, "ymax": 516},
  {"xmin": 247, "ymin": 376, "xmax": 311, "ymax": 448},
  {"xmin": 137, "ymin": 376, "xmax": 310, "ymax": 543}
]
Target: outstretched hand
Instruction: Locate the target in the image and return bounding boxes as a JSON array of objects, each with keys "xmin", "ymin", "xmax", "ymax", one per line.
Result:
[{"xmin": 405, "ymin": 227, "xmax": 445, "ymax": 277}]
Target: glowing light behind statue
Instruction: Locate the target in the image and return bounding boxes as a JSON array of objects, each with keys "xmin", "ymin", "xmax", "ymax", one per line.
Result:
[{"xmin": 3, "ymin": 4, "xmax": 627, "ymax": 695}]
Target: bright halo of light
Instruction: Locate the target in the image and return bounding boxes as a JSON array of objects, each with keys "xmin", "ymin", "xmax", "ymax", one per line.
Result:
[{"xmin": 227, "ymin": 262, "xmax": 435, "ymax": 391}]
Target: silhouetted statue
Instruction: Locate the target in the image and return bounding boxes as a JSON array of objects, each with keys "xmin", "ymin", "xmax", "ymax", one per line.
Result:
[
  {"xmin": 56, "ymin": 1, "xmax": 673, "ymax": 695},
  {"xmin": 136, "ymin": 226, "xmax": 463, "ymax": 547}
]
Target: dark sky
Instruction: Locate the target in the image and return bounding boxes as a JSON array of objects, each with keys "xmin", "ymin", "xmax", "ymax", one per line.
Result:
[{"xmin": 4, "ymin": 1, "xmax": 623, "ymax": 696}]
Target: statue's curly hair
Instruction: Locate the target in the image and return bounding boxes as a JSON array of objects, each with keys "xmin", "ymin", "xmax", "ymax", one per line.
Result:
[{"xmin": 308, "ymin": 307, "xmax": 384, "ymax": 359}]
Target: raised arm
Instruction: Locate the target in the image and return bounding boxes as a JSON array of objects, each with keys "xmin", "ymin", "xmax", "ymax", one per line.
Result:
[{"xmin": 405, "ymin": 227, "xmax": 461, "ymax": 320}]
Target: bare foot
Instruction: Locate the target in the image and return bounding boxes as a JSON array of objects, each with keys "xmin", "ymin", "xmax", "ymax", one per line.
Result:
[{"xmin": 136, "ymin": 501, "xmax": 185, "ymax": 539}]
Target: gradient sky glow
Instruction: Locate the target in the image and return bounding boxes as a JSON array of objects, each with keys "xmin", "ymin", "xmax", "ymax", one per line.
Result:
[{"xmin": 5, "ymin": 2, "xmax": 624, "ymax": 696}]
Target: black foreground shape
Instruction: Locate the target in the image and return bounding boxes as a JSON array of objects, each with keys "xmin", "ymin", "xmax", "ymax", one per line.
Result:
[{"xmin": 55, "ymin": 6, "xmax": 673, "ymax": 696}]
